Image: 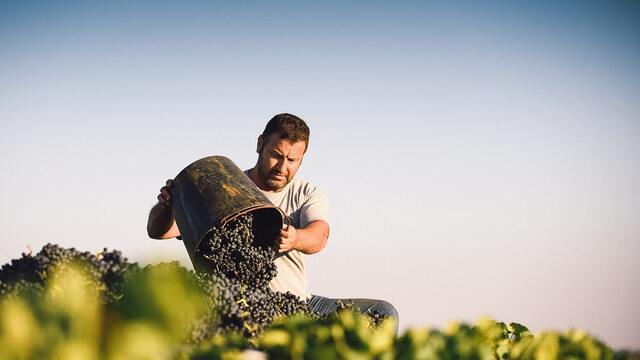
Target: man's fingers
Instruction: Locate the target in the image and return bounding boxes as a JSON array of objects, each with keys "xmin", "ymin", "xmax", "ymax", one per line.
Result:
[
  {"xmin": 156, "ymin": 180, "xmax": 174, "ymax": 207},
  {"xmin": 273, "ymin": 237, "xmax": 283, "ymax": 248},
  {"xmin": 275, "ymin": 236, "xmax": 290, "ymax": 253},
  {"xmin": 157, "ymin": 194, "xmax": 169, "ymax": 206},
  {"xmin": 276, "ymin": 227, "xmax": 298, "ymax": 253},
  {"xmin": 160, "ymin": 187, "xmax": 171, "ymax": 198},
  {"xmin": 158, "ymin": 186, "xmax": 172, "ymax": 203}
]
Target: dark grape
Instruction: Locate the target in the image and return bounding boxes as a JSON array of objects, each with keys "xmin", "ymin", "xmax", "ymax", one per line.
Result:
[
  {"xmin": 335, "ymin": 299, "xmax": 388, "ymax": 328},
  {"xmin": 195, "ymin": 214, "xmax": 278, "ymax": 289},
  {"xmin": 187, "ymin": 213, "xmax": 312, "ymax": 341},
  {"xmin": 0, "ymin": 243, "xmax": 139, "ymax": 304}
]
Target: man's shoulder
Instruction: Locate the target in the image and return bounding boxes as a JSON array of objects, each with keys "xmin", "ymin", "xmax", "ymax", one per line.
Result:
[
  {"xmin": 289, "ymin": 177, "xmax": 314, "ymax": 188},
  {"xmin": 289, "ymin": 177, "xmax": 330, "ymax": 224},
  {"xmin": 288, "ymin": 177, "xmax": 323, "ymax": 197}
]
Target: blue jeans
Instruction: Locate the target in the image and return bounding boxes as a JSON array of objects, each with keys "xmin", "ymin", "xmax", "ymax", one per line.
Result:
[{"xmin": 308, "ymin": 295, "xmax": 399, "ymax": 335}]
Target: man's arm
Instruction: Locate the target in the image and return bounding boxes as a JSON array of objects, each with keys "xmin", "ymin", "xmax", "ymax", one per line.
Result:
[
  {"xmin": 277, "ymin": 220, "xmax": 329, "ymax": 255},
  {"xmin": 147, "ymin": 179, "xmax": 181, "ymax": 239}
]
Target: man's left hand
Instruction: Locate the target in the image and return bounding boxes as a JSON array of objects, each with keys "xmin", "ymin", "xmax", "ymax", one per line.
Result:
[{"xmin": 277, "ymin": 226, "xmax": 300, "ymax": 253}]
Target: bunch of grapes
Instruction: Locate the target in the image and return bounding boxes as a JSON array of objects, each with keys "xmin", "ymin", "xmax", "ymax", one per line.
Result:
[
  {"xmin": 188, "ymin": 213, "xmax": 312, "ymax": 340},
  {"xmin": 335, "ymin": 299, "xmax": 387, "ymax": 328},
  {"xmin": 189, "ymin": 273, "xmax": 313, "ymax": 341},
  {"xmin": 196, "ymin": 214, "xmax": 277, "ymax": 288},
  {"xmin": 0, "ymin": 243, "xmax": 138, "ymax": 304}
]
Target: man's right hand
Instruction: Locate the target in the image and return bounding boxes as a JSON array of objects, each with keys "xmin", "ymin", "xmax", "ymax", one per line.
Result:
[
  {"xmin": 147, "ymin": 179, "xmax": 181, "ymax": 239},
  {"xmin": 157, "ymin": 179, "xmax": 174, "ymax": 208}
]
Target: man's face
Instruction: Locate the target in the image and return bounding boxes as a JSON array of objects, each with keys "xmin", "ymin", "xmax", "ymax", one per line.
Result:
[{"xmin": 255, "ymin": 133, "xmax": 306, "ymax": 192}]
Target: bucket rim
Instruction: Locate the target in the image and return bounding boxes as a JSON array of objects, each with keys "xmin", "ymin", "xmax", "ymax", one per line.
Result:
[
  {"xmin": 192, "ymin": 204, "xmax": 289, "ymax": 256},
  {"xmin": 219, "ymin": 204, "xmax": 289, "ymax": 229}
]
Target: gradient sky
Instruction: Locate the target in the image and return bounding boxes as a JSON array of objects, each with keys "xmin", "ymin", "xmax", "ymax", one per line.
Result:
[{"xmin": 1, "ymin": 0, "xmax": 639, "ymax": 349}]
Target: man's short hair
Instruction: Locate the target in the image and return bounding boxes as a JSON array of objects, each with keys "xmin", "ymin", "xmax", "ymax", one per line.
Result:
[{"xmin": 262, "ymin": 113, "xmax": 310, "ymax": 150}]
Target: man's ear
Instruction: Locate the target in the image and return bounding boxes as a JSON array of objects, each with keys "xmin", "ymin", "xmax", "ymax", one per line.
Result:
[{"xmin": 256, "ymin": 135, "xmax": 264, "ymax": 154}]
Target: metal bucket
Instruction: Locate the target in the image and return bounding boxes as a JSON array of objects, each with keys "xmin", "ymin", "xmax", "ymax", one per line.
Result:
[{"xmin": 170, "ymin": 156, "xmax": 285, "ymax": 272}]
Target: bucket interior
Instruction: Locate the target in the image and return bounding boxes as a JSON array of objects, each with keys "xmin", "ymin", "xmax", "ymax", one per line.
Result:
[
  {"xmin": 249, "ymin": 207, "xmax": 284, "ymax": 248},
  {"xmin": 191, "ymin": 207, "xmax": 284, "ymax": 273}
]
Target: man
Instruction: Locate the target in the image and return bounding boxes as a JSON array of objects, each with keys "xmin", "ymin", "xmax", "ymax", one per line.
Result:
[{"xmin": 147, "ymin": 113, "xmax": 398, "ymax": 332}]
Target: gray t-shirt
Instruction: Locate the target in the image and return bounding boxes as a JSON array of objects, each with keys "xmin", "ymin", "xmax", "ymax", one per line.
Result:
[{"xmin": 246, "ymin": 171, "xmax": 330, "ymax": 300}]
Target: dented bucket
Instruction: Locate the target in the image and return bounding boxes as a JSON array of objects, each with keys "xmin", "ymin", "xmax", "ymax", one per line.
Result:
[{"xmin": 170, "ymin": 156, "xmax": 285, "ymax": 271}]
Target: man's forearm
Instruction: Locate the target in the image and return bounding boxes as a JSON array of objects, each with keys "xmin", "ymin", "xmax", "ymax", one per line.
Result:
[
  {"xmin": 295, "ymin": 220, "xmax": 330, "ymax": 254},
  {"xmin": 147, "ymin": 203, "xmax": 178, "ymax": 239}
]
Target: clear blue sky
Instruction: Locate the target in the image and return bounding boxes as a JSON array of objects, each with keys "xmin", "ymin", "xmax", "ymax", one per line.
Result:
[{"xmin": 1, "ymin": 0, "xmax": 639, "ymax": 349}]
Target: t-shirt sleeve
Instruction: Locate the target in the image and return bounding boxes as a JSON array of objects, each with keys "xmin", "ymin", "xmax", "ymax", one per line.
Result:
[{"xmin": 299, "ymin": 185, "xmax": 330, "ymax": 227}]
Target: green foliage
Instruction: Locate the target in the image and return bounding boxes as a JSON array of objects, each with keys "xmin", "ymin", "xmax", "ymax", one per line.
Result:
[
  {"xmin": 509, "ymin": 330, "xmax": 618, "ymax": 360},
  {"xmin": 258, "ymin": 310, "xmax": 396, "ymax": 360},
  {"xmin": 0, "ymin": 246, "xmax": 627, "ymax": 360},
  {"xmin": 0, "ymin": 264, "xmax": 103, "ymax": 360},
  {"xmin": 115, "ymin": 262, "xmax": 208, "ymax": 340}
]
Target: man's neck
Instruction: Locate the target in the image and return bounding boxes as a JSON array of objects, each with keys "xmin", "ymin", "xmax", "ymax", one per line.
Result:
[
  {"xmin": 247, "ymin": 167, "xmax": 260, "ymax": 187},
  {"xmin": 248, "ymin": 167, "xmax": 291, "ymax": 193},
  {"xmin": 247, "ymin": 167, "xmax": 273, "ymax": 193}
]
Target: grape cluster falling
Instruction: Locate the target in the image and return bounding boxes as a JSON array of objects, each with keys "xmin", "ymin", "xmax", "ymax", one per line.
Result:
[
  {"xmin": 191, "ymin": 213, "xmax": 312, "ymax": 340},
  {"xmin": 197, "ymin": 213, "xmax": 278, "ymax": 289}
]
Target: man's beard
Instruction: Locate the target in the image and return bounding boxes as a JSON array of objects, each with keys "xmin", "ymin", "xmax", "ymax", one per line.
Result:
[
  {"xmin": 258, "ymin": 163, "xmax": 288, "ymax": 191},
  {"xmin": 265, "ymin": 177, "xmax": 285, "ymax": 190}
]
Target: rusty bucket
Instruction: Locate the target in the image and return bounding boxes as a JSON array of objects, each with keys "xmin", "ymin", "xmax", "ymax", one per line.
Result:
[{"xmin": 170, "ymin": 156, "xmax": 285, "ymax": 272}]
